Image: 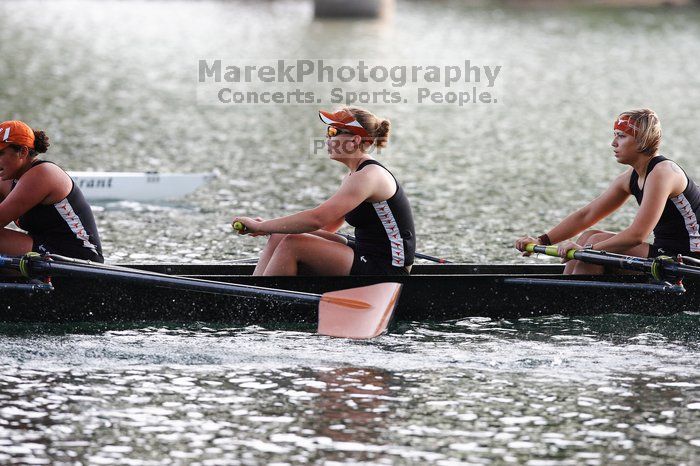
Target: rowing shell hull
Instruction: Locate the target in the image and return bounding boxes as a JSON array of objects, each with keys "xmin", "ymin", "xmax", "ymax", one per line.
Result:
[
  {"xmin": 0, "ymin": 264, "xmax": 695, "ymax": 324},
  {"xmin": 68, "ymin": 172, "xmax": 215, "ymax": 201}
]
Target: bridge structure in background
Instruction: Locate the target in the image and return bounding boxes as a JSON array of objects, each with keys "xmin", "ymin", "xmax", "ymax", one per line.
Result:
[
  {"xmin": 313, "ymin": 0, "xmax": 394, "ymax": 19},
  {"xmin": 313, "ymin": 0, "xmax": 695, "ymax": 19}
]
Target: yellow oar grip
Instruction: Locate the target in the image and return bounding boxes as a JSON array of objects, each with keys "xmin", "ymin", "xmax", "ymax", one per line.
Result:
[
  {"xmin": 524, "ymin": 243, "xmax": 557, "ymax": 255},
  {"xmin": 525, "ymin": 243, "xmax": 578, "ymax": 259}
]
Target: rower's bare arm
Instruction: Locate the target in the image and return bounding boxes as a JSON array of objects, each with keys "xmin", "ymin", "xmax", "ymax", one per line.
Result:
[
  {"xmin": 546, "ymin": 170, "xmax": 631, "ymax": 243},
  {"xmin": 0, "ymin": 180, "xmax": 11, "ymax": 203},
  {"xmin": 0, "ymin": 169, "xmax": 53, "ymax": 227},
  {"xmin": 593, "ymin": 163, "xmax": 684, "ymax": 252},
  {"xmin": 308, "ymin": 228, "xmax": 348, "ymax": 244},
  {"xmin": 321, "ymin": 216, "xmax": 346, "ymax": 233},
  {"xmin": 258, "ymin": 171, "xmax": 376, "ymax": 234},
  {"xmin": 316, "ymin": 173, "xmax": 352, "ymax": 235},
  {"xmin": 306, "ymin": 217, "xmax": 349, "ymax": 244}
]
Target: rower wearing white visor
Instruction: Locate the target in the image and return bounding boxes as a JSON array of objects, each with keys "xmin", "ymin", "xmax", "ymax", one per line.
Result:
[{"xmin": 233, "ymin": 107, "xmax": 416, "ymax": 276}]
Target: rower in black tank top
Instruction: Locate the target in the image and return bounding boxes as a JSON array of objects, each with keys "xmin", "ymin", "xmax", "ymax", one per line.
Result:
[
  {"xmin": 12, "ymin": 161, "xmax": 104, "ymax": 262},
  {"xmin": 344, "ymin": 160, "xmax": 415, "ymax": 275},
  {"xmin": 629, "ymin": 155, "xmax": 700, "ymax": 257}
]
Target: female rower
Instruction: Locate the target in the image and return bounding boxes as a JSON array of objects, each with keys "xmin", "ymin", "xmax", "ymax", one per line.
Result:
[
  {"xmin": 0, "ymin": 120, "xmax": 103, "ymax": 262},
  {"xmin": 233, "ymin": 107, "xmax": 415, "ymax": 276},
  {"xmin": 515, "ymin": 108, "xmax": 700, "ymax": 274}
]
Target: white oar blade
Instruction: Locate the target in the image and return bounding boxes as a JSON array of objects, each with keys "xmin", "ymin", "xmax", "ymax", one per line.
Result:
[{"xmin": 317, "ymin": 282, "xmax": 402, "ymax": 339}]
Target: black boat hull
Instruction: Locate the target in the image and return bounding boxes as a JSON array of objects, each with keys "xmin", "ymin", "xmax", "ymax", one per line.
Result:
[{"xmin": 0, "ymin": 264, "xmax": 694, "ymax": 323}]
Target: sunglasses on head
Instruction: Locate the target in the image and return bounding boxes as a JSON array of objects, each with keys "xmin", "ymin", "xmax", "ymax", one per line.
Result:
[{"xmin": 326, "ymin": 126, "xmax": 354, "ymax": 137}]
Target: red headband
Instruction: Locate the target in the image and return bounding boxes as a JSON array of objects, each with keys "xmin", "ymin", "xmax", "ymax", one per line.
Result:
[
  {"xmin": 614, "ymin": 115, "xmax": 639, "ymax": 138},
  {"xmin": 319, "ymin": 110, "xmax": 371, "ymax": 138}
]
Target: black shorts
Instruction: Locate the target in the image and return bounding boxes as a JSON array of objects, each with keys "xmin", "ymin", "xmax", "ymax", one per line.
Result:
[{"xmin": 349, "ymin": 252, "xmax": 410, "ymax": 276}]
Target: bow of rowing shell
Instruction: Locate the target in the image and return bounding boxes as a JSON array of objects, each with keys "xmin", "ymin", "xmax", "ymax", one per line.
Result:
[{"xmin": 0, "ymin": 263, "xmax": 694, "ymax": 324}]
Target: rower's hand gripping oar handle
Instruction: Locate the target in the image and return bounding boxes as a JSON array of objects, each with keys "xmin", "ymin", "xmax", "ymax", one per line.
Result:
[
  {"xmin": 232, "ymin": 221, "xmax": 248, "ymax": 234},
  {"xmin": 525, "ymin": 243, "xmax": 577, "ymax": 260}
]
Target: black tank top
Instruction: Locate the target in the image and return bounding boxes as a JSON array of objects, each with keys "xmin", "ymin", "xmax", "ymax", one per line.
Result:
[
  {"xmin": 629, "ymin": 155, "xmax": 700, "ymax": 254},
  {"xmin": 12, "ymin": 161, "xmax": 104, "ymax": 262},
  {"xmin": 344, "ymin": 160, "xmax": 415, "ymax": 267}
]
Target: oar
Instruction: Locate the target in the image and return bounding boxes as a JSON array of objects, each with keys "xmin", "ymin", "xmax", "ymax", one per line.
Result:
[
  {"xmin": 525, "ymin": 243, "xmax": 700, "ymax": 281},
  {"xmin": 1, "ymin": 254, "xmax": 402, "ymax": 339},
  {"xmin": 0, "ymin": 281, "xmax": 53, "ymax": 292}
]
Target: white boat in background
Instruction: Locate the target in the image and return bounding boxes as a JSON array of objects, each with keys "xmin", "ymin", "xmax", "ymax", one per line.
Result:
[{"xmin": 67, "ymin": 171, "xmax": 216, "ymax": 201}]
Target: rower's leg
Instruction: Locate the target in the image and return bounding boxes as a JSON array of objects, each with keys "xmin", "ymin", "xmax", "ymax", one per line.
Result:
[
  {"xmin": 0, "ymin": 228, "xmax": 34, "ymax": 256},
  {"xmin": 563, "ymin": 229, "xmax": 609, "ymax": 274},
  {"xmin": 570, "ymin": 260, "xmax": 605, "ymax": 275},
  {"xmin": 262, "ymin": 234, "xmax": 354, "ymax": 276},
  {"xmin": 253, "ymin": 234, "xmax": 288, "ymax": 276},
  {"xmin": 569, "ymin": 232, "xmax": 650, "ymax": 275}
]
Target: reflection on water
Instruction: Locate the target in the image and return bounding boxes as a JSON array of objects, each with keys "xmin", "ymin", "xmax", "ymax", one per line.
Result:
[
  {"xmin": 0, "ymin": 316, "xmax": 699, "ymax": 464},
  {"xmin": 0, "ymin": 313, "xmax": 698, "ymax": 465}
]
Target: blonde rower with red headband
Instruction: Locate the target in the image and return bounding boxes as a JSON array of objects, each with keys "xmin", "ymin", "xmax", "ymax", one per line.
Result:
[
  {"xmin": 233, "ymin": 107, "xmax": 416, "ymax": 276},
  {"xmin": 515, "ymin": 109, "xmax": 700, "ymax": 274}
]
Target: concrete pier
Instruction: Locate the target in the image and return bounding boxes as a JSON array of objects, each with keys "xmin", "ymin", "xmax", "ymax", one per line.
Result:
[{"xmin": 314, "ymin": 0, "xmax": 394, "ymax": 19}]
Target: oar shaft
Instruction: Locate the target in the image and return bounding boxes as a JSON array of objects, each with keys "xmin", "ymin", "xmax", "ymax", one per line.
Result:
[
  {"xmin": 0, "ymin": 282, "xmax": 54, "ymax": 292},
  {"xmin": 503, "ymin": 277, "xmax": 685, "ymax": 294},
  {"xmin": 663, "ymin": 262, "xmax": 700, "ymax": 279},
  {"xmin": 6, "ymin": 256, "xmax": 322, "ymax": 306},
  {"xmin": 525, "ymin": 243, "xmax": 700, "ymax": 279},
  {"xmin": 525, "ymin": 244, "xmax": 654, "ymax": 271}
]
